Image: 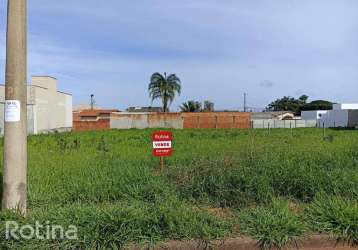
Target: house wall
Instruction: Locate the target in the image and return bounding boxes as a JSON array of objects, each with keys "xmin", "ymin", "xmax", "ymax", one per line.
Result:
[
  {"xmin": 32, "ymin": 76, "xmax": 72, "ymax": 133},
  {"xmin": 348, "ymin": 110, "xmax": 358, "ymax": 127},
  {"xmin": 333, "ymin": 103, "xmax": 358, "ymax": 110},
  {"xmin": 32, "ymin": 84, "xmax": 49, "ymax": 132},
  {"xmin": 0, "ymin": 85, "xmax": 35, "ymax": 135},
  {"xmin": 302, "ymin": 109, "xmax": 356, "ymax": 128},
  {"xmin": 65, "ymin": 94, "xmax": 73, "ymax": 128},
  {"xmin": 0, "ymin": 76, "xmax": 72, "ymax": 135},
  {"xmin": 301, "ymin": 111, "xmax": 328, "ymax": 120},
  {"xmin": 0, "ymin": 103, "xmax": 35, "ymax": 135},
  {"xmin": 318, "ymin": 110, "xmax": 348, "ymax": 128}
]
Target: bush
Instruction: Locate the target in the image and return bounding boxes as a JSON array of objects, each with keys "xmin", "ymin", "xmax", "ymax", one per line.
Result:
[
  {"xmin": 239, "ymin": 199, "xmax": 307, "ymax": 249},
  {"xmin": 306, "ymin": 194, "xmax": 358, "ymax": 246}
]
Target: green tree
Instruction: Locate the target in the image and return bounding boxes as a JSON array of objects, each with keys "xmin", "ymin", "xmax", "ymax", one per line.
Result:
[
  {"xmin": 298, "ymin": 95, "xmax": 309, "ymax": 103},
  {"xmin": 301, "ymin": 100, "xmax": 333, "ymax": 111},
  {"xmin": 266, "ymin": 96, "xmax": 304, "ymax": 114},
  {"xmin": 267, "ymin": 95, "xmax": 333, "ymax": 115},
  {"xmin": 180, "ymin": 100, "xmax": 202, "ymax": 112},
  {"xmin": 148, "ymin": 72, "xmax": 181, "ymax": 112},
  {"xmin": 203, "ymin": 100, "xmax": 215, "ymax": 112}
]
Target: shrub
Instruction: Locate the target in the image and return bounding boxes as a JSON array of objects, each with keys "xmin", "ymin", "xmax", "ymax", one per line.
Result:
[
  {"xmin": 239, "ymin": 199, "xmax": 306, "ymax": 249},
  {"xmin": 306, "ymin": 194, "xmax": 358, "ymax": 246}
]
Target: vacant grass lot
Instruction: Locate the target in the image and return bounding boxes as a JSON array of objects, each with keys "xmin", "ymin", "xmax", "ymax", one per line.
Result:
[{"xmin": 0, "ymin": 128, "xmax": 357, "ymax": 249}]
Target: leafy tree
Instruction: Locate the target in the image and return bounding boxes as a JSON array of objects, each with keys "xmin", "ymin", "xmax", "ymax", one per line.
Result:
[
  {"xmin": 301, "ymin": 100, "xmax": 333, "ymax": 111},
  {"xmin": 266, "ymin": 95, "xmax": 306, "ymax": 114},
  {"xmin": 180, "ymin": 100, "xmax": 202, "ymax": 112},
  {"xmin": 203, "ymin": 100, "xmax": 215, "ymax": 112},
  {"xmin": 266, "ymin": 95, "xmax": 333, "ymax": 115},
  {"xmin": 298, "ymin": 95, "xmax": 309, "ymax": 103},
  {"xmin": 148, "ymin": 72, "xmax": 181, "ymax": 112}
]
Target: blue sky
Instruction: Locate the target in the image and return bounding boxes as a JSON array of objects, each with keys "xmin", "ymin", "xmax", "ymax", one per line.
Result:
[{"xmin": 0, "ymin": 0, "xmax": 357, "ymax": 111}]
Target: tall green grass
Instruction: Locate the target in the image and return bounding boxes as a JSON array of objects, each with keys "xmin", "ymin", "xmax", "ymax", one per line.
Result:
[
  {"xmin": 306, "ymin": 194, "xmax": 358, "ymax": 245},
  {"xmin": 239, "ymin": 199, "xmax": 307, "ymax": 249},
  {"xmin": 0, "ymin": 128, "xmax": 355, "ymax": 248}
]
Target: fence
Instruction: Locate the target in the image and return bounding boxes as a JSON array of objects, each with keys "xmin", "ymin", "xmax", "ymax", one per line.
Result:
[
  {"xmin": 182, "ymin": 112, "xmax": 250, "ymax": 129},
  {"xmin": 252, "ymin": 119, "xmax": 317, "ymax": 129},
  {"xmin": 110, "ymin": 112, "xmax": 182, "ymax": 129},
  {"xmin": 110, "ymin": 112, "xmax": 251, "ymax": 130},
  {"xmin": 77, "ymin": 112, "xmax": 317, "ymax": 131},
  {"xmin": 73, "ymin": 120, "xmax": 110, "ymax": 131}
]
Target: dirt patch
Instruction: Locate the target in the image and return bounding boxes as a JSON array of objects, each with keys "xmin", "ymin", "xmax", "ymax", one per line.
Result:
[
  {"xmin": 207, "ymin": 207, "xmax": 235, "ymax": 219},
  {"xmin": 130, "ymin": 235, "xmax": 356, "ymax": 250}
]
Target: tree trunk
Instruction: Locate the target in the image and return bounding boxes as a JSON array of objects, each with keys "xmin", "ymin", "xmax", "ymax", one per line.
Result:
[{"xmin": 163, "ymin": 96, "xmax": 168, "ymax": 112}]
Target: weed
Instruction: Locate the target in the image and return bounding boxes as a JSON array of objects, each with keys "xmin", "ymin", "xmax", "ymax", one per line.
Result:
[
  {"xmin": 306, "ymin": 194, "xmax": 358, "ymax": 246},
  {"xmin": 239, "ymin": 199, "xmax": 307, "ymax": 249}
]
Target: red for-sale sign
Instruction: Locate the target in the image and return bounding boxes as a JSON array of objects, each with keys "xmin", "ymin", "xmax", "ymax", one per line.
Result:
[{"xmin": 152, "ymin": 131, "xmax": 172, "ymax": 157}]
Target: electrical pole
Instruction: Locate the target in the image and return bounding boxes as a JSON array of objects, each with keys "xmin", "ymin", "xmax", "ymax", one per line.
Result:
[
  {"xmin": 90, "ymin": 94, "xmax": 95, "ymax": 110},
  {"xmin": 244, "ymin": 92, "xmax": 247, "ymax": 112},
  {"xmin": 2, "ymin": 0, "xmax": 28, "ymax": 215}
]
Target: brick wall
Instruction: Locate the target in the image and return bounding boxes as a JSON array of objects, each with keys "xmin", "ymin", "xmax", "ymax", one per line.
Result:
[
  {"xmin": 182, "ymin": 112, "xmax": 251, "ymax": 129},
  {"xmin": 73, "ymin": 120, "xmax": 110, "ymax": 131},
  {"xmin": 110, "ymin": 112, "xmax": 251, "ymax": 130}
]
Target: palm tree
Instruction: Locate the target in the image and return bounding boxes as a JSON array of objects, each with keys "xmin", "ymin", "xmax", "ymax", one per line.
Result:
[
  {"xmin": 148, "ymin": 72, "xmax": 181, "ymax": 112},
  {"xmin": 180, "ymin": 100, "xmax": 202, "ymax": 112}
]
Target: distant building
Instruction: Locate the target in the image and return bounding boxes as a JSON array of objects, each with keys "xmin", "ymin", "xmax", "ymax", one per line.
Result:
[
  {"xmin": 333, "ymin": 103, "xmax": 358, "ymax": 110},
  {"xmin": 73, "ymin": 104, "xmax": 100, "ymax": 111},
  {"xmin": 251, "ymin": 111, "xmax": 295, "ymax": 120},
  {"xmin": 73, "ymin": 109, "xmax": 119, "ymax": 121},
  {"xmin": 73, "ymin": 109, "xmax": 119, "ymax": 131},
  {"xmin": 126, "ymin": 106, "xmax": 163, "ymax": 112},
  {"xmin": 0, "ymin": 76, "xmax": 72, "ymax": 134},
  {"xmin": 301, "ymin": 110, "xmax": 329, "ymax": 120},
  {"xmin": 301, "ymin": 103, "xmax": 358, "ymax": 128}
]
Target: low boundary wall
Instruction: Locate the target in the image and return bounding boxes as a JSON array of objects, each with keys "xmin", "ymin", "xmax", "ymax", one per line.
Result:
[
  {"xmin": 110, "ymin": 112, "xmax": 251, "ymax": 130},
  {"xmin": 75, "ymin": 113, "xmax": 318, "ymax": 131},
  {"xmin": 73, "ymin": 120, "xmax": 110, "ymax": 131},
  {"xmin": 252, "ymin": 119, "xmax": 317, "ymax": 129},
  {"xmin": 110, "ymin": 112, "xmax": 183, "ymax": 129},
  {"xmin": 182, "ymin": 112, "xmax": 250, "ymax": 129}
]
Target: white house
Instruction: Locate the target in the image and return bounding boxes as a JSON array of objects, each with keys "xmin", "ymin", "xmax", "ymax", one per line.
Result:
[
  {"xmin": 301, "ymin": 103, "xmax": 358, "ymax": 128},
  {"xmin": 0, "ymin": 76, "xmax": 72, "ymax": 134}
]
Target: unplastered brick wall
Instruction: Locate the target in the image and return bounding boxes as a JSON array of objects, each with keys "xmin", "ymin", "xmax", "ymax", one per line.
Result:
[
  {"xmin": 73, "ymin": 120, "xmax": 110, "ymax": 131},
  {"xmin": 182, "ymin": 112, "xmax": 251, "ymax": 129}
]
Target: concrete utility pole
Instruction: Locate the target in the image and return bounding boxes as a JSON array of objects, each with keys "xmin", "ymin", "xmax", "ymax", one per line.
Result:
[
  {"xmin": 2, "ymin": 0, "xmax": 28, "ymax": 215},
  {"xmin": 244, "ymin": 93, "xmax": 247, "ymax": 112},
  {"xmin": 90, "ymin": 94, "xmax": 95, "ymax": 110}
]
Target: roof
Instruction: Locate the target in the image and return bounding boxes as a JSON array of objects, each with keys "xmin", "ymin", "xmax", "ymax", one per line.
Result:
[
  {"xmin": 32, "ymin": 75, "xmax": 57, "ymax": 80},
  {"xmin": 251, "ymin": 111, "xmax": 294, "ymax": 119},
  {"xmin": 126, "ymin": 106, "xmax": 163, "ymax": 112},
  {"xmin": 57, "ymin": 90, "xmax": 72, "ymax": 96},
  {"xmin": 75, "ymin": 109, "xmax": 120, "ymax": 117}
]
